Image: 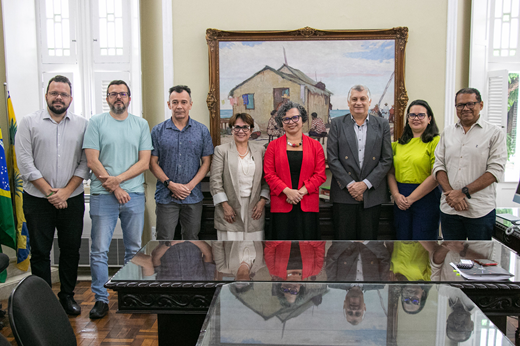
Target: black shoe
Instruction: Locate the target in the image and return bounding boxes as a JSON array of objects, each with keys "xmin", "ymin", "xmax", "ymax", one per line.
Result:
[
  {"xmin": 59, "ymin": 295, "xmax": 81, "ymax": 316},
  {"xmin": 89, "ymin": 301, "xmax": 109, "ymax": 319}
]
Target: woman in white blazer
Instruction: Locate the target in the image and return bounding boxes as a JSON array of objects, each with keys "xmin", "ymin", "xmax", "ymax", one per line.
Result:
[{"xmin": 210, "ymin": 113, "xmax": 270, "ymax": 240}]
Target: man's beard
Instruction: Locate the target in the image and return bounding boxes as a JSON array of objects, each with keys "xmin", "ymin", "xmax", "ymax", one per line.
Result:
[
  {"xmin": 48, "ymin": 101, "xmax": 68, "ymax": 115},
  {"xmin": 109, "ymin": 101, "xmax": 127, "ymax": 115}
]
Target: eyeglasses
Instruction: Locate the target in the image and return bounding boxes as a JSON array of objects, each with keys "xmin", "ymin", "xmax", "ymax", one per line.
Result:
[
  {"xmin": 455, "ymin": 102, "xmax": 478, "ymax": 110},
  {"xmin": 347, "ymin": 311, "xmax": 363, "ymax": 317},
  {"xmin": 107, "ymin": 92, "xmax": 129, "ymax": 98},
  {"xmin": 280, "ymin": 287, "xmax": 299, "ymax": 295},
  {"xmin": 403, "ymin": 297, "xmax": 420, "ymax": 305},
  {"xmin": 232, "ymin": 125, "xmax": 251, "ymax": 133},
  {"xmin": 407, "ymin": 113, "xmax": 427, "ymax": 120},
  {"xmin": 282, "ymin": 115, "xmax": 301, "ymax": 124},
  {"xmin": 48, "ymin": 91, "xmax": 70, "ymax": 98}
]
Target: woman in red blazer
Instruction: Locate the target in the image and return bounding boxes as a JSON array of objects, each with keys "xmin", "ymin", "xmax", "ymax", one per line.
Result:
[{"xmin": 264, "ymin": 101, "xmax": 326, "ymax": 240}]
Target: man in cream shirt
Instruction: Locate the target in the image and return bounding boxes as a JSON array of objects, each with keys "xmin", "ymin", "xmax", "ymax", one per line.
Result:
[{"xmin": 433, "ymin": 87, "xmax": 507, "ymax": 240}]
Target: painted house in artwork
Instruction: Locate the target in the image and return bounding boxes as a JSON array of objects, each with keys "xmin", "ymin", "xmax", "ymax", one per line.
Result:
[{"xmin": 228, "ymin": 64, "xmax": 333, "ymax": 133}]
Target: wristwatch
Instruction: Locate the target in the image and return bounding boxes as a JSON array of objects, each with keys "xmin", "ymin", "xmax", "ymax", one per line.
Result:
[
  {"xmin": 462, "ymin": 186, "xmax": 471, "ymax": 199},
  {"xmin": 163, "ymin": 179, "xmax": 171, "ymax": 188}
]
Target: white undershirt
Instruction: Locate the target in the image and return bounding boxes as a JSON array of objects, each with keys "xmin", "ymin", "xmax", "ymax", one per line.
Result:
[{"xmin": 237, "ymin": 152, "xmax": 255, "ymax": 198}]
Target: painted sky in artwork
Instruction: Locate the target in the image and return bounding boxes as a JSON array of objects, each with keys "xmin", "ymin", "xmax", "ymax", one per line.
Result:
[{"xmin": 219, "ymin": 39, "xmax": 395, "ymax": 110}]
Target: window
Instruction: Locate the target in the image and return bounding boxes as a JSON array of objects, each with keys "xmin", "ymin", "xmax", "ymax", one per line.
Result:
[
  {"xmin": 490, "ymin": 0, "xmax": 519, "ymax": 60},
  {"xmin": 243, "ymin": 93, "xmax": 255, "ymax": 110},
  {"xmin": 35, "ymin": 0, "xmax": 141, "ymax": 119}
]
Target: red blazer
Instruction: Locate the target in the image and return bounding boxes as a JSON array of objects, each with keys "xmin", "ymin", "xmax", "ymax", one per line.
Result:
[
  {"xmin": 264, "ymin": 134, "xmax": 326, "ymax": 213},
  {"xmin": 264, "ymin": 241, "xmax": 325, "ymax": 280}
]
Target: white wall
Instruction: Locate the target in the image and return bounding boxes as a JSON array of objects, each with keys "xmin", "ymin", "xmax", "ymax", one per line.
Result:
[
  {"xmin": 168, "ymin": 0, "xmax": 451, "ymax": 131},
  {"xmin": 1, "ymin": 0, "xmax": 40, "ymax": 119}
]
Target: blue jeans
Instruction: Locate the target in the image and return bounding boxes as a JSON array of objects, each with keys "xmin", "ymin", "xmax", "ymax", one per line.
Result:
[
  {"xmin": 89, "ymin": 193, "xmax": 145, "ymax": 303},
  {"xmin": 440, "ymin": 209, "xmax": 496, "ymax": 240}
]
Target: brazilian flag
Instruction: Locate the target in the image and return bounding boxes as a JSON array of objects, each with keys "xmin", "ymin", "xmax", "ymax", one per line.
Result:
[
  {"xmin": 7, "ymin": 93, "xmax": 30, "ymax": 271},
  {"xmin": 0, "ymin": 129, "xmax": 16, "ymax": 282}
]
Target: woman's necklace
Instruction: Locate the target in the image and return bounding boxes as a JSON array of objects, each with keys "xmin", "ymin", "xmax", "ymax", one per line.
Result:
[
  {"xmin": 240, "ymin": 155, "xmax": 251, "ymax": 175},
  {"xmin": 287, "ymin": 138, "xmax": 302, "ymax": 147},
  {"xmin": 237, "ymin": 144, "xmax": 249, "ymax": 158}
]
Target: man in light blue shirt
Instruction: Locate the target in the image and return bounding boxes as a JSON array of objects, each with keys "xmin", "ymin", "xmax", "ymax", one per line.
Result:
[
  {"xmin": 149, "ymin": 85, "xmax": 213, "ymax": 240},
  {"xmin": 83, "ymin": 80, "xmax": 153, "ymax": 319}
]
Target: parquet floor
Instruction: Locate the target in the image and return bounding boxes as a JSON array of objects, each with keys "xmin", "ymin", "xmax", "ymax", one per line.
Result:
[{"xmin": 0, "ymin": 281, "xmax": 158, "ymax": 346}]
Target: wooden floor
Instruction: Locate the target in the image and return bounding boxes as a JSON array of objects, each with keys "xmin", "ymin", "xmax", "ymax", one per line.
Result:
[
  {"xmin": 0, "ymin": 281, "xmax": 158, "ymax": 346},
  {"xmin": 0, "ymin": 280, "xmax": 516, "ymax": 345}
]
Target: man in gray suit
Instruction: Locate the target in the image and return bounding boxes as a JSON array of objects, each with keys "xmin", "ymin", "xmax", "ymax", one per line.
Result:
[{"xmin": 327, "ymin": 85, "xmax": 392, "ymax": 239}]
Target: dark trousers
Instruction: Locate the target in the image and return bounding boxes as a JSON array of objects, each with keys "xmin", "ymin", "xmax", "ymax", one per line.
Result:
[
  {"xmin": 332, "ymin": 202, "xmax": 381, "ymax": 240},
  {"xmin": 440, "ymin": 209, "xmax": 496, "ymax": 240},
  {"xmin": 394, "ymin": 183, "xmax": 441, "ymax": 240},
  {"xmin": 23, "ymin": 192, "xmax": 84, "ymax": 298}
]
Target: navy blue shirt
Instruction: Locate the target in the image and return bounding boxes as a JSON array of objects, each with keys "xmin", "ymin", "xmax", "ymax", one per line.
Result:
[{"xmin": 151, "ymin": 117, "xmax": 214, "ymax": 204}]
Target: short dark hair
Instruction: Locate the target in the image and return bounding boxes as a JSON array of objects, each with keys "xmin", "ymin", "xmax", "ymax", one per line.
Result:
[
  {"xmin": 228, "ymin": 113, "xmax": 254, "ymax": 129},
  {"xmin": 398, "ymin": 99, "xmax": 439, "ymax": 145},
  {"xmin": 169, "ymin": 85, "xmax": 191, "ymax": 99},
  {"xmin": 275, "ymin": 101, "xmax": 308, "ymax": 128},
  {"xmin": 107, "ymin": 80, "xmax": 131, "ymax": 97},
  {"xmin": 311, "ymin": 112, "xmax": 318, "ymax": 119},
  {"xmin": 455, "ymin": 88, "xmax": 482, "ymax": 103},
  {"xmin": 46, "ymin": 75, "xmax": 72, "ymax": 94}
]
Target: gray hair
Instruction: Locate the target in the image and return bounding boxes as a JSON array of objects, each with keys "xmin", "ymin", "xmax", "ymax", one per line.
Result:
[
  {"xmin": 275, "ymin": 101, "xmax": 308, "ymax": 128},
  {"xmin": 347, "ymin": 85, "xmax": 371, "ymax": 101}
]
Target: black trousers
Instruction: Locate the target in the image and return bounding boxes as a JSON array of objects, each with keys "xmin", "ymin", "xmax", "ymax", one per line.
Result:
[
  {"xmin": 23, "ymin": 192, "xmax": 84, "ymax": 298},
  {"xmin": 332, "ymin": 202, "xmax": 381, "ymax": 240}
]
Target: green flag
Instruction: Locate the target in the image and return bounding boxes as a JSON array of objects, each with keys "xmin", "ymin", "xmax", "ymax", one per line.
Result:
[{"xmin": 0, "ymin": 128, "xmax": 16, "ymax": 282}]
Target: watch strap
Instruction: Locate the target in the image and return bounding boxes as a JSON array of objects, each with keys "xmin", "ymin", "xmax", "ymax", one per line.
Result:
[{"xmin": 462, "ymin": 187, "xmax": 471, "ymax": 199}]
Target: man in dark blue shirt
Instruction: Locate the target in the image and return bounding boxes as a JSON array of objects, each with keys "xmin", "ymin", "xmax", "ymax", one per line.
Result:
[{"xmin": 150, "ymin": 85, "xmax": 214, "ymax": 239}]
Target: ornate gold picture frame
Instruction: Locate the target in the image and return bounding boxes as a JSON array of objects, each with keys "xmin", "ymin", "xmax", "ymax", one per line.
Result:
[{"xmin": 206, "ymin": 27, "xmax": 408, "ymax": 147}]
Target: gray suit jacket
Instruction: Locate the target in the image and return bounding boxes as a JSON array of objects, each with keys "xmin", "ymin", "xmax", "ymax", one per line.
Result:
[
  {"xmin": 210, "ymin": 142, "xmax": 269, "ymax": 232},
  {"xmin": 327, "ymin": 114, "xmax": 392, "ymax": 208}
]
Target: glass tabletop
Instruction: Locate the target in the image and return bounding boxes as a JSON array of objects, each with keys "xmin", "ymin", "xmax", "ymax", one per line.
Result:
[
  {"xmin": 110, "ymin": 240, "xmax": 520, "ymax": 285},
  {"xmin": 196, "ymin": 282, "xmax": 513, "ymax": 346}
]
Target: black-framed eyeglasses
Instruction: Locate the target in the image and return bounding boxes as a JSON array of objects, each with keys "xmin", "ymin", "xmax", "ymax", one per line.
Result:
[
  {"xmin": 107, "ymin": 92, "xmax": 129, "ymax": 98},
  {"xmin": 282, "ymin": 115, "xmax": 301, "ymax": 124},
  {"xmin": 48, "ymin": 91, "xmax": 70, "ymax": 98},
  {"xmin": 407, "ymin": 113, "xmax": 427, "ymax": 120},
  {"xmin": 280, "ymin": 287, "xmax": 299, "ymax": 295},
  {"xmin": 232, "ymin": 125, "xmax": 251, "ymax": 133},
  {"xmin": 455, "ymin": 102, "xmax": 478, "ymax": 110},
  {"xmin": 346, "ymin": 311, "xmax": 363, "ymax": 317},
  {"xmin": 403, "ymin": 297, "xmax": 420, "ymax": 305}
]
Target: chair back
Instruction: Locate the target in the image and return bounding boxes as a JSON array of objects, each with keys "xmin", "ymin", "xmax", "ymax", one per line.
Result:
[
  {"xmin": 0, "ymin": 253, "xmax": 9, "ymax": 273},
  {"xmin": 0, "ymin": 334, "xmax": 11, "ymax": 346},
  {"xmin": 8, "ymin": 275, "xmax": 77, "ymax": 346}
]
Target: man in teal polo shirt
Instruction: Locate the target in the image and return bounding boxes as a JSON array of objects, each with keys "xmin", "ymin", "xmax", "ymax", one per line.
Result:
[{"xmin": 83, "ymin": 80, "xmax": 153, "ymax": 319}]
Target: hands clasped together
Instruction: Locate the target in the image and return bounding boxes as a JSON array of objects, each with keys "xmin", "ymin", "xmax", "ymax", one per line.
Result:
[
  {"xmin": 47, "ymin": 188, "xmax": 70, "ymax": 209},
  {"xmin": 99, "ymin": 175, "xmax": 131, "ymax": 204},
  {"xmin": 347, "ymin": 181, "xmax": 367, "ymax": 202},
  {"xmin": 444, "ymin": 189, "xmax": 468, "ymax": 211},
  {"xmin": 167, "ymin": 182, "xmax": 192, "ymax": 200},
  {"xmin": 283, "ymin": 185, "xmax": 308, "ymax": 205}
]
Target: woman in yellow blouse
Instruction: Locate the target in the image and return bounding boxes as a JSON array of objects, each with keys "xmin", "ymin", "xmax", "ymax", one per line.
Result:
[{"xmin": 388, "ymin": 99, "xmax": 440, "ymax": 240}]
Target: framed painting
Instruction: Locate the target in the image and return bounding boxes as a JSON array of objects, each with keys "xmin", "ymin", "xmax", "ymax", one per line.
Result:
[{"xmin": 206, "ymin": 27, "xmax": 408, "ymax": 148}]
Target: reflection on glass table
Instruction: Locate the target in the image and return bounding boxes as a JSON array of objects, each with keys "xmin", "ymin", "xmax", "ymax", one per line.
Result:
[
  {"xmin": 197, "ymin": 283, "xmax": 513, "ymax": 346},
  {"xmin": 112, "ymin": 240, "xmax": 519, "ymax": 284}
]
